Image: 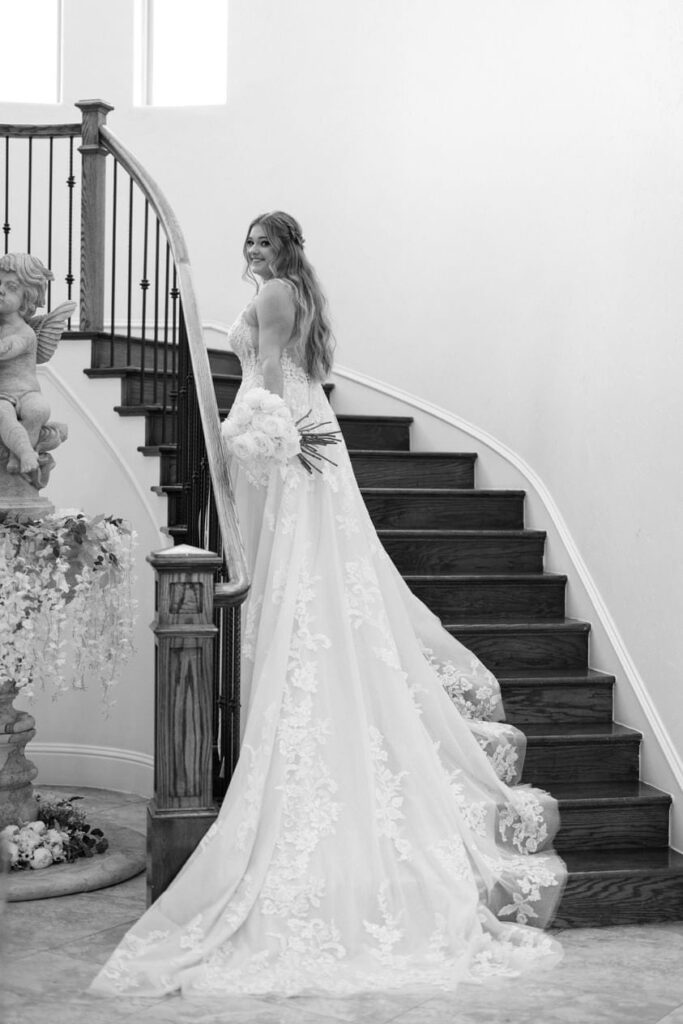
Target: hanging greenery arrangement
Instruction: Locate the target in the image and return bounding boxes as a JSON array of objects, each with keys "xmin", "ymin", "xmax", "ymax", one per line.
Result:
[{"xmin": 0, "ymin": 511, "xmax": 136, "ymax": 707}]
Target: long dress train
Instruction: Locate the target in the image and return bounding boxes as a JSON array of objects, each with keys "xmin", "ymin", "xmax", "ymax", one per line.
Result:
[{"xmin": 89, "ymin": 310, "xmax": 566, "ymax": 997}]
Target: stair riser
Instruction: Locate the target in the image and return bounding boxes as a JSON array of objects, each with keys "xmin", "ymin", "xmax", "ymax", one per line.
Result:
[
  {"xmin": 450, "ymin": 627, "xmax": 589, "ymax": 672},
  {"xmin": 351, "ymin": 456, "xmax": 475, "ymax": 488},
  {"xmin": 380, "ymin": 534, "xmax": 545, "ymax": 574},
  {"xmin": 522, "ymin": 741, "xmax": 640, "ymax": 787},
  {"xmin": 407, "ymin": 579, "xmax": 565, "ymax": 621},
  {"xmin": 556, "ymin": 874, "xmax": 683, "ymax": 927},
  {"xmin": 365, "ymin": 494, "xmax": 524, "ymax": 530},
  {"xmin": 123, "ymin": 374, "xmax": 239, "ymax": 409},
  {"xmin": 91, "ymin": 336, "xmax": 236, "ymax": 375},
  {"xmin": 145, "ymin": 412, "xmax": 408, "ymax": 449},
  {"xmin": 339, "ymin": 419, "xmax": 411, "ymax": 451},
  {"xmin": 555, "ymin": 803, "xmax": 670, "ymax": 851},
  {"xmin": 159, "ymin": 451, "xmax": 177, "ymax": 485},
  {"xmin": 501, "ymin": 682, "xmax": 613, "ymax": 725}
]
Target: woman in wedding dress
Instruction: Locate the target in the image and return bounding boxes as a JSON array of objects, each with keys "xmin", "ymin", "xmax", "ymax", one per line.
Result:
[{"xmin": 90, "ymin": 211, "xmax": 565, "ymax": 998}]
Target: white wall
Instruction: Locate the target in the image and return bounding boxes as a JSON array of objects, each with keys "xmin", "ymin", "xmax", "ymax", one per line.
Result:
[
  {"xmin": 14, "ymin": 338, "xmax": 165, "ymax": 798},
  {"xmin": 3, "ymin": 1, "xmax": 683, "ymax": 831}
]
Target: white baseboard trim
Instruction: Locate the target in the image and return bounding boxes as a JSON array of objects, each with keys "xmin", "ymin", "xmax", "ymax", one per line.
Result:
[
  {"xmin": 26, "ymin": 743, "xmax": 154, "ymax": 798},
  {"xmin": 333, "ymin": 364, "xmax": 683, "ymax": 814}
]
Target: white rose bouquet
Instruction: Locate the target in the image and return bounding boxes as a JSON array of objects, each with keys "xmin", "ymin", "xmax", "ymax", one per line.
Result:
[{"xmin": 222, "ymin": 387, "xmax": 340, "ymax": 485}]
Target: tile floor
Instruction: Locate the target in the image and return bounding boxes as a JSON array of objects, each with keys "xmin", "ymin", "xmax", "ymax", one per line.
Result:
[{"xmin": 1, "ymin": 787, "xmax": 683, "ymax": 1024}]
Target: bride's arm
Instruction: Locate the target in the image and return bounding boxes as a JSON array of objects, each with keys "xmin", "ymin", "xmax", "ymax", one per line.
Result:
[{"xmin": 255, "ymin": 280, "xmax": 296, "ymax": 397}]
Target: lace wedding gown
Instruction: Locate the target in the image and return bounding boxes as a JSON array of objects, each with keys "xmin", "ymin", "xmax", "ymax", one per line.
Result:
[{"xmin": 90, "ymin": 310, "xmax": 565, "ymax": 998}]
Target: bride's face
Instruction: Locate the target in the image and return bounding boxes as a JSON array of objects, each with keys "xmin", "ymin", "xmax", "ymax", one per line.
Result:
[{"xmin": 246, "ymin": 224, "xmax": 275, "ymax": 280}]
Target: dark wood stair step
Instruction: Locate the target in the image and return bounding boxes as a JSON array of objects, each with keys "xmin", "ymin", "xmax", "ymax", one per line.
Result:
[
  {"xmin": 447, "ymin": 620, "xmax": 591, "ymax": 672},
  {"xmin": 406, "ymin": 573, "xmax": 566, "ymax": 621},
  {"xmin": 522, "ymin": 722, "xmax": 641, "ymax": 788},
  {"xmin": 118, "ymin": 406, "xmax": 412, "ymax": 449},
  {"xmin": 350, "ymin": 451, "xmax": 476, "ymax": 488},
  {"xmin": 379, "ymin": 528, "xmax": 545, "ymax": 574},
  {"xmin": 552, "ymin": 781, "xmax": 671, "ymax": 851},
  {"xmin": 556, "ymin": 847, "xmax": 683, "ymax": 926},
  {"xmin": 498, "ymin": 669, "xmax": 614, "ymax": 725},
  {"xmin": 97, "ymin": 367, "xmax": 333, "ymax": 409},
  {"xmin": 363, "ymin": 489, "xmax": 525, "ymax": 530},
  {"xmin": 336, "ymin": 416, "xmax": 412, "ymax": 451},
  {"xmin": 90, "ymin": 334, "xmax": 237, "ymax": 375}
]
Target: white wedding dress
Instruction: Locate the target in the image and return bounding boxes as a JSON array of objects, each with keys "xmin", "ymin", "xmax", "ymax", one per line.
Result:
[{"xmin": 90, "ymin": 309, "xmax": 565, "ymax": 998}]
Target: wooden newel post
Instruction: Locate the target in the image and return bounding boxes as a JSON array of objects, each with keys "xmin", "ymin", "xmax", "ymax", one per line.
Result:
[
  {"xmin": 76, "ymin": 98, "xmax": 114, "ymax": 334},
  {"xmin": 146, "ymin": 543, "xmax": 222, "ymax": 905}
]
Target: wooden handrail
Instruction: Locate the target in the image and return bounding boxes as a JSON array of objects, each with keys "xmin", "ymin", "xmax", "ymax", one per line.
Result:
[
  {"xmin": 0, "ymin": 123, "xmax": 81, "ymax": 138},
  {"xmin": 98, "ymin": 125, "xmax": 249, "ymax": 604}
]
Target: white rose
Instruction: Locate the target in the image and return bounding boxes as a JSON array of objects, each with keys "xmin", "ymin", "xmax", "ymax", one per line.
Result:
[
  {"xmin": 253, "ymin": 434, "xmax": 276, "ymax": 458},
  {"xmin": 230, "ymin": 404, "xmax": 253, "ymax": 426},
  {"xmin": 260, "ymin": 392, "xmax": 285, "ymax": 412},
  {"xmin": 260, "ymin": 415, "xmax": 283, "ymax": 438},
  {"xmin": 26, "ymin": 820, "xmax": 47, "ymax": 834},
  {"xmin": 230, "ymin": 435, "xmax": 259, "ymax": 461},
  {"xmin": 1, "ymin": 825, "xmax": 19, "ymax": 840},
  {"xmin": 250, "ymin": 412, "xmax": 268, "ymax": 431},
  {"xmin": 6, "ymin": 840, "xmax": 20, "ymax": 866},
  {"xmin": 29, "ymin": 847, "xmax": 53, "ymax": 870},
  {"xmin": 221, "ymin": 418, "xmax": 241, "ymax": 439},
  {"xmin": 18, "ymin": 832, "xmax": 42, "ymax": 853}
]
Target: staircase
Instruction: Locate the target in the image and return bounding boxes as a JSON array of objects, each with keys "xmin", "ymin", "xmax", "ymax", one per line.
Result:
[{"xmin": 89, "ymin": 336, "xmax": 683, "ymax": 929}]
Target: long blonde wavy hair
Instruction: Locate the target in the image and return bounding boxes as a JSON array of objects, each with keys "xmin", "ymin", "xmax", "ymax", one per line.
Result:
[{"xmin": 243, "ymin": 211, "xmax": 335, "ymax": 381}]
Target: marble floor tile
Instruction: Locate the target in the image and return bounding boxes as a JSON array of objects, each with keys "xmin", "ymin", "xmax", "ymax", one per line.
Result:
[
  {"xmin": 658, "ymin": 1007, "xmax": 683, "ymax": 1024},
  {"xmin": 263, "ymin": 990, "xmax": 431, "ymax": 1022},
  {"xmin": 5, "ymin": 788, "xmax": 683, "ymax": 1024}
]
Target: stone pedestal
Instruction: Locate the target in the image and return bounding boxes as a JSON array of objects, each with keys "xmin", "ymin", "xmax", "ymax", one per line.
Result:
[
  {"xmin": 0, "ymin": 465, "xmax": 55, "ymax": 518},
  {"xmin": 0, "ymin": 682, "xmax": 39, "ymax": 827}
]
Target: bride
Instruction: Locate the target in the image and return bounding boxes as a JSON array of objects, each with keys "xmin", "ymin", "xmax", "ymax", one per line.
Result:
[{"xmin": 90, "ymin": 211, "xmax": 565, "ymax": 998}]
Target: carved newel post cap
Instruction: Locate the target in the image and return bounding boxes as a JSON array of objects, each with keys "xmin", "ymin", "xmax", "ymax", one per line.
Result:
[{"xmin": 147, "ymin": 544, "xmax": 222, "ymax": 570}]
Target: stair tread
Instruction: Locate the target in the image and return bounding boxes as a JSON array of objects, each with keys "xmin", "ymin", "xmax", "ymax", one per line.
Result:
[
  {"xmin": 562, "ymin": 847, "xmax": 683, "ymax": 874},
  {"xmin": 351, "ymin": 450, "xmax": 477, "ymax": 459},
  {"xmin": 498, "ymin": 668, "xmax": 613, "ymax": 682},
  {"xmin": 404, "ymin": 572, "xmax": 566, "ymax": 582},
  {"xmin": 447, "ymin": 618, "xmax": 591, "ymax": 631},
  {"xmin": 138, "ymin": 444, "xmax": 176, "ymax": 455},
  {"xmin": 378, "ymin": 528, "xmax": 546, "ymax": 538},
  {"xmin": 522, "ymin": 721, "xmax": 641, "ymax": 741},
  {"xmin": 550, "ymin": 780, "xmax": 671, "ymax": 805},
  {"xmin": 362, "ymin": 487, "xmax": 525, "ymax": 496},
  {"xmin": 336, "ymin": 414, "xmax": 413, "ymax": 424}
]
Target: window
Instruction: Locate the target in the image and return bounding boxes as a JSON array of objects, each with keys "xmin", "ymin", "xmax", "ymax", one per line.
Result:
[
  {"xmin": 136, "ymin": 0, "xmax": 228, "ymax": 107},
  {"xmin": 0, "ymin": 0, "xmax": 61, "ymax": 103}
]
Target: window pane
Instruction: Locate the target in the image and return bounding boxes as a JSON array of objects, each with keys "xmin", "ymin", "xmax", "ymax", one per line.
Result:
[
  {"xmin": 148, "ymin": 0, "xmax": 228, "ymax": 106},
  {"xmin": 0, "ymin": 0, "xmax": 60, "ymax": 103}
]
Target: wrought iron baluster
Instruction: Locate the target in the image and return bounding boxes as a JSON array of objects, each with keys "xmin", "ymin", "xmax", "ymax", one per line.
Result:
[
  {"xmin": 26, "ymin": 137, "xmax": 32, "ymax": 251},
  {"xmin": 139, "ymin": 199, "xmax": 150, "ymax": 405},
  {"xmin": 109, "ymin": 159, "xmax": 118, "ymax": 363},
  {"xmin": 170, "ymin": 268, "xmax": 179, "ymax": 447},
  {"xmin": 65, "ymin": 137, "xmax": 75, "ymax": 319},
  {"xmin": 47, "ymin": 137, "xmax": 54, "ymax": 309},
  {"xmin": 152, "ymin": 218, "xmax": 161, "ymax": 405},
  {"xmin": 161, "ymin": 243, "xmax": 170, "ymax": 444},
  {"xmin": 126, "ymin": 175, "xmax": 133, "ymax": 365},
  {"xmin": 3, "ymin": 137, "xmax": 9, "ymax": 253}
]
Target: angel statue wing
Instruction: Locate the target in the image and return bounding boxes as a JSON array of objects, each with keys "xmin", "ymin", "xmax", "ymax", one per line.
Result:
[{"xmin": 28, "ymin": 300, "xmax": 77, "ymax": 364}]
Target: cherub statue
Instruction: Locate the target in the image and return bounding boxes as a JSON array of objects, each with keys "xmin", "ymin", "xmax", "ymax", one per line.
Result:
[{"xmin": 0, "ymin": 253, "xmax": 74, "ymax": 489}]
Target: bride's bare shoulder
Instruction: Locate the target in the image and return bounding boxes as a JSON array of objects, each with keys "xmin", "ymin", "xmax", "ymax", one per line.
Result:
[{"xmin": 254, "ymin": 278, "xmax": 296, "ymax": 321}]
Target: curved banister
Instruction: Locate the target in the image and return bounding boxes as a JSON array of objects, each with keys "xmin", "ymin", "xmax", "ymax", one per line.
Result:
[{"xmin": 99, "ymin": 126, "xmax": 249, "ymax": 604}]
